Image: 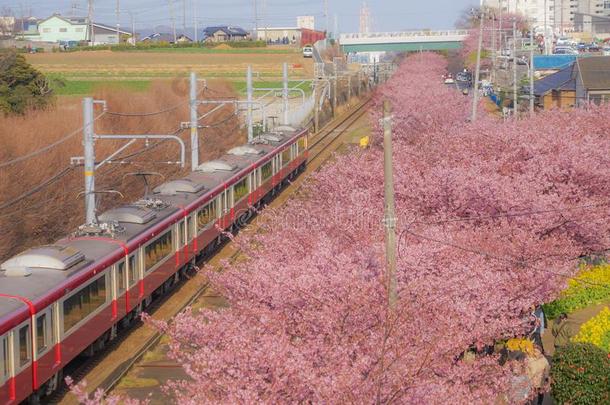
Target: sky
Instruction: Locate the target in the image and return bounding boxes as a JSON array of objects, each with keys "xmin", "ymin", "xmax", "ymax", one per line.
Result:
[{"xmin": 0, "ymin": 0, "xmax": 477, "ymax": 33}]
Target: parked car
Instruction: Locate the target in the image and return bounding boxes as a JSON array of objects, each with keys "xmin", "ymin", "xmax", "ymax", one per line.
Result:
[
  {"xmin": 586, "ymin": 43, "xmax": 600, "ymax": 52},
  {"xmin": 554, "ymin": 47, "xmax": 578, "ymax": 55},
  {"xmin": 604, "ymin": 47, "xmax": 610, "ymax": 56},
  {"xmin": 302, "ymin": 45, "xmax": 313, "ymax": 58}
]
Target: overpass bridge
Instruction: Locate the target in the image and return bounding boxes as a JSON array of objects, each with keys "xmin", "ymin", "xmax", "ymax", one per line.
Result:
[{"xmin": 339, "ymin": 30, "xmax": 469, "ymax": 53}]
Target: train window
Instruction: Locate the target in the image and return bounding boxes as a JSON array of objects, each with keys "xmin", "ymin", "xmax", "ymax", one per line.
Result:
[
  {"xmin": 63, "ymin": 275, "xmax": 107, "ymax": 333},
  {"xmin": 298, "ymin": 137, "xmax": 306, "ymax": 153},
  {"xmin": 197, "ymin": 200, "xmax": 217, "ymax": 230},
  {"xmin": 1, "ymin": 335, "xmax": 8, "ymax": 379},
  {"xmin": 282, "ymin": 148, "xmax": 291, "ymax": 167},
  {"xmin": 36, "ymin": 314, "xmax": 50, "ymax": 353},
  {"xmin": 178, "ymin": 221, "xmax": 186, "ymax": 247},
  {"xmin": 187, "ymin": 216, "xmax": 194, "ymax": 241},
  {"xmin": 117, "ymin": 261, "xmax": 127, "ymax": 293},
  {"xmin": 128, "ymin": 255, "xmax": 137, "ymax": 287},
  {"xmin": 261, "ymin": 161, "xmax": 273, "ymax": 181},
  {"xmin": 18, "ymin": 325, "xmax": 30, "ymax": 367},
  {"xmin": 144, "ymin": 231, "xmax": 173, "ymax": 271},
  {"xmin": 233, "ymin": 178, "xmax": 248, "ymax": 202}
]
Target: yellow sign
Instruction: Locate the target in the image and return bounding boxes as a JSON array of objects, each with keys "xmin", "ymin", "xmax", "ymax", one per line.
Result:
[{"xmin": 359, "ymin": 136, "xmax": 370, "ymax": 148}]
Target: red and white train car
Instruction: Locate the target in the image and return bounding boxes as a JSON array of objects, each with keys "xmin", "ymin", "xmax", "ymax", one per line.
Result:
[{"xmin": 0, "ymin": 127, "xmax": 308, "ymax": 404}]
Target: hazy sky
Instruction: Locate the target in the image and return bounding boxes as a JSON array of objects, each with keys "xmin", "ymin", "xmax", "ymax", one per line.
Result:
[{"xmin": 0, "ymin": 0, "xmax": 477, "ymax": 33}]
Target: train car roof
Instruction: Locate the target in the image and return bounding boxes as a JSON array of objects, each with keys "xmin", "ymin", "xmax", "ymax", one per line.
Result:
[{"xmin": 0, "ymin": 126, "xmax": 306, "ymax": 329}]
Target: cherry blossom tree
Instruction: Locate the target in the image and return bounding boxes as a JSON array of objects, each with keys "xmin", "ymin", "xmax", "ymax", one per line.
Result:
[{"xmin": 74, "ymin": 53, "xmax": 610, "ymax": 404}]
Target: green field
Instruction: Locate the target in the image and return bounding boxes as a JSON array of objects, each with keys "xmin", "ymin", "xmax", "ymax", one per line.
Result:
[
  {"xmin": 122, "ymin": 47, "xmax": 299, "ymax": 54},
  {"xmin": 50, "ymin": 76, "xmax": 151, "ymax": 96}
]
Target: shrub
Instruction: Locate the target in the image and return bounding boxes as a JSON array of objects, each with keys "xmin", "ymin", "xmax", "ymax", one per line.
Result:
[
  {"xmin": 0, "ymin": 51, "xmax": 54, "ymax": 114},
  {"xmin": 543, "ymin": 264, "xmax": 610, "ymax": 320},
  {"xmin": 573, "ymin": 307, "xmax": 610, "ymax": 352},
  {"xmin": 551, "ymin": 343, "xmax": 610, "ymax": 405}
]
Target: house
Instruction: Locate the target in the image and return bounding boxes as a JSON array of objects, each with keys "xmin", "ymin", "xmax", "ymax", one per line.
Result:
[
  {"xmin": 202, "ymin": 26, "xmax": 248, "ymax": 42},
  {"xmin": 34, "ymin": 14, "xmax": 131, "ymax": 45},
  {"xmin": 176, "ymin": 34, "xmax": 193, "ymax": 43},
  {"xmin": 0, "ymin": 16, "xmax": 15, "ymax": 38},
  {"xmin": 533, "ymin": 56, "xmax": 610, "ymax": 108},
  {"xmin": 91, "ymin": 23, "xmax": 132, "ymax": 45},
  {"xmin": 35, "ymin": 14, "xmax": 89, "ymax": 43},
  {"xmin": 534, "ymin": 64, "xmax": 577, "ymax": 110},
  {"xmin": 141, "ymin": 33, "xmax": 175, "ymax": 43},
  {"xmin": 575, "ymin": 56, "xmax": 610, "ymax": 105}
]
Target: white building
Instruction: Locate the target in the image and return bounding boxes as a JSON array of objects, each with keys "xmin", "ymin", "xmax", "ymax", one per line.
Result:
[
  {"xmin": 32, "ymin": 14, "xmax": 131, "ymax": 45},
  {"xmin": 482, "ymin": 0, "xmax": 610, "ymax": 34},
  {"xmin": 296, "ymin": 16, "xmax": 315, "ymax": 30}
]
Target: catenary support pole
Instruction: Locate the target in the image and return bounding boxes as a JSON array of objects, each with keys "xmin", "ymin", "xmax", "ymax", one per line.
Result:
[
  {"xmin": 471, "ymin": 8, "xmax": 485, "ymax": 122},
  {"xmin": 313, "ymin": 82, "xmax": 319, "ymax": 132},
  {"xmin": 190, "ymin": 72, "xmax": 199, "ymax": 170},
  {"xmin": 83, "ymin": 97, "xmax": 96, "ymax": 225},
  {"xmin": 247, "ymin": 65, "xmax": 254, "ymax": 141},
  {"xmin": 194, "ymin": 0, "xmax": 198, "ymax": 43},
  {"xmin": 513, "ymin": 19, "xmax": 518, "ymax": 119},
  {"xmin": 382, "ymin": 100, "xmax": 397, "ymax": 310},
  {"xmin": 116, "ymin": 0, "xmax": 120, "ymax": 43},
  {"xmin": 282, "ymin": 62, "xmax": 289, "ymax": 125}
]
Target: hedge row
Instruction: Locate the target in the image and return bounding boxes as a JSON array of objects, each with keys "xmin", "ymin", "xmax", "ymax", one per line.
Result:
[
  {"xmin": 54, "ymin": 40, "xmax": 268, "ymax": 53},
  {"xmin": 542, "ymin": 264, "xmax": 610, "ymax": 319}
]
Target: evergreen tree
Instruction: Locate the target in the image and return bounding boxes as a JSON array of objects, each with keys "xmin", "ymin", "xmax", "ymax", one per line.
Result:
[{"xmin": 0, "ymin": 51, "xmax": 54, "ymax": 114}]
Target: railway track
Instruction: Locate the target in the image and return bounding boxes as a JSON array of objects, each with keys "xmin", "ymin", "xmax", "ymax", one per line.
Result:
[{"xmin": 54, "ymin": 95, "xmax": 373, "ymax": 404}]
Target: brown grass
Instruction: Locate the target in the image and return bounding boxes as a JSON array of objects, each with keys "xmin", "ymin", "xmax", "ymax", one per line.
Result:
[
  {"xmin": 0, "ymin": 79, "xmax": 245, "ymax": 262},
  {"xmin": 26, "ymin": 51, "xmax": 313, "ymax": 77}
]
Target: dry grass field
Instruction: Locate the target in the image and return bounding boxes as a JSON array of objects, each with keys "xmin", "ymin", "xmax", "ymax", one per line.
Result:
[
  {"xmin": 26, "ymin": 50, "xmax": 314, "ymax": 79},
  {"xmin": 0, "ymin": 79, "xmax": 245, "ymax": 262}
]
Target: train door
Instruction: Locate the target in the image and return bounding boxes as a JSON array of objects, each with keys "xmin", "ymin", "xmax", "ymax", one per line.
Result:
[
  {"xmin": 12, "ymin": 320, "xmax": 32, "ymax": 388},
  {"xmin": 1, "ymin": 332, "xmax": 13, "ymax": 398}
]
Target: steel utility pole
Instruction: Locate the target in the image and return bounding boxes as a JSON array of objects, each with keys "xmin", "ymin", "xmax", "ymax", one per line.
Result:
[
  {"xmin": 183, "ymin": 0, "xmax": 186, "ymax": 32},
  {"xmin": 194, "ymin": 0, "xmax": 198, "ymax": 43},
  {"xmin": 116, "ymin": 0, "xmax": 120, "ymax": 44},
  {"xmin": 131, "ymin": 12, "xmax": 135, "ymax": 46},
  {"xmin": 472, "ymin": 8, "xmax": 485, "ymax": 122},
  {"xmin": 169, "ymin": 0, "xmax": 177, "ymax": 43},
  {"xmin": 253, "ymin": 0, "xmax": 258, "ymax": 40},
  {"xmin": 283, "ymin": 62, "xmax": 289, "ymax": 125},
  {"xmin": 324, "ymin": 0, "xmax": 329, "ymax": 35},
  {"xmin": 530, "ymin": 27, "xmax": 534, "ymax": 115},
  {"xmin": 544, "ymin": 0, "xmax": 549, "ymax": 55},
  {"xmin": 83, "ymin": 97, "xmax": 96, "ymax": 225},
  {"xmin": 88, "ymin": 0, "xmax": 94, "ymax": 45},
  {"xmin": 190, "ymin": 72, "xmax": 199, "ymax": 170},
  {"xmin": 513, "ymin": 19, "xmax": 518, "ymax": 119},
  {"xmin": 247, "ymin": 65, "xmax": 254, "ymax": 141},
  {"xmin": 382, "ymin": 100, "xmax": 397, "ymax": 310}
]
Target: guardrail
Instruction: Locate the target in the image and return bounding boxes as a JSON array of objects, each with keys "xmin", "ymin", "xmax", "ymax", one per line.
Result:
[{"xmin": 340, "ymin": 30, "xmax": 469, "ymax": 40}]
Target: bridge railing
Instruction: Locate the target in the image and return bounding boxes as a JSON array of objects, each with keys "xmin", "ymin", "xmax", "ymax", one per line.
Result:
[{"xmin": 340, "ymin": 30, "xmax": 469, "ymax": 40}]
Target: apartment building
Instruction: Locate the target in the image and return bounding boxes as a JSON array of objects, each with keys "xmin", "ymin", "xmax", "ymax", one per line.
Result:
[{"xmin": 483, "ymin": 0, "xmax": 610, "ymax": 34}]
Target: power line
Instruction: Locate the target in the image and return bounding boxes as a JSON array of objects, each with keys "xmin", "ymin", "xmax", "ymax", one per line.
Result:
[
  {"xmin": 0, "ymin": 166, "xmax": 76, "ymax": 210},
  {"xmin": 0, "ymin": 112, "xmax": 106, "ymax": 169}
]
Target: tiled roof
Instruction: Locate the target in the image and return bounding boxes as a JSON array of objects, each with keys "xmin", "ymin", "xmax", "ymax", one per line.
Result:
[
  {"xmin": 576, "ymin": 56, "xmax": 610, "ymax": 90},
  {"xmin": 533, "ymin": 64, "xmax": 576, "ymax": 96}
]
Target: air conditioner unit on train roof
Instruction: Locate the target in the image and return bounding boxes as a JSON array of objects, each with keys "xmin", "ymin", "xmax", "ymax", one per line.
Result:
[
  {"xmin": 153, "ymin": 179, "xmax": 206, "ymax": 195},
  {"xmin": 1, "ymin": 245, "xmax": 85, "ymax": 276},
  {"xmin": 196, "ymin": 160, "xmax": 238, "ymax": 173},
  {"xmin": 228, "ymin": 146, "xmax": 265, "ymax": 156},
  {"xmin": 98, "ymin": 205, "xmax": 157, "ymax": 225}
]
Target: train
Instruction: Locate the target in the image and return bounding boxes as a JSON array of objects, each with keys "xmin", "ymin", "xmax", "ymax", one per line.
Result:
[{"xmin": 0, "ymin": 126, "xmax": 309, "ymax": 404}]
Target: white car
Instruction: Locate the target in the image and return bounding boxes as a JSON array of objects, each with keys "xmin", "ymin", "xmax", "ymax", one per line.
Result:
[
  {"xmin": 604, "ymin": 47, "xmax": 610, "ymax": 56},
  {"xmin": 302, "ymin": 46, "xmax": 313, "ymax": 58}
]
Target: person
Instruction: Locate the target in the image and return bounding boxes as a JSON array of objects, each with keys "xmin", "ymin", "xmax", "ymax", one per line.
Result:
[
  {"xmin": 529, "ymin": 305, "xmax": 545, "ymax": 347},
  {"xmin": 526, "ymin": 346, "xmax": 550, "ymax": 405},
  {"xmin": 551, "ymin": 313, "xmax": 577, "ymax": 351}
]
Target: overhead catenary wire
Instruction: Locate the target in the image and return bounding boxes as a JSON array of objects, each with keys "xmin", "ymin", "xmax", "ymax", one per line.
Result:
[
  {"xmin": 0, "ymin": 112, "xmax": 106, "ymax": 169},
  {"xmin": 0, "ymin": 166, "xmax": 76, "ymax": 211}
]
